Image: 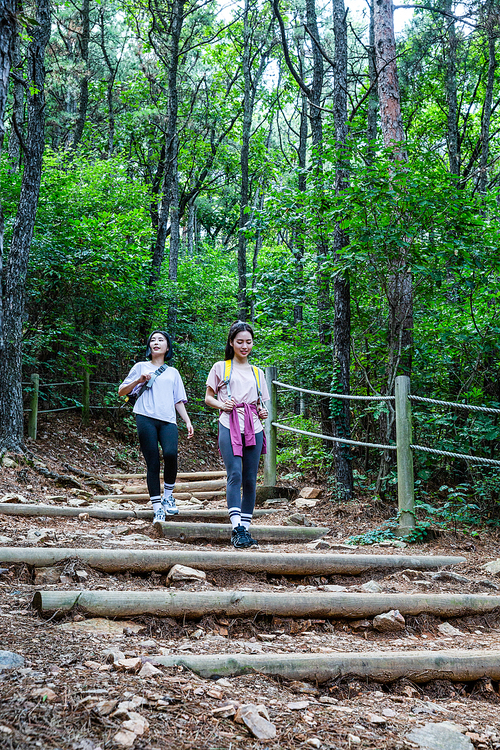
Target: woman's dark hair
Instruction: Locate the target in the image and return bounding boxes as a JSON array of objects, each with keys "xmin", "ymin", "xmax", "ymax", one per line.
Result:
[
  {"xmin": 225, "ymin": 320, "xmax": 254, "ymax": 360},
  {"xmin": 146, "ymin": 330, "xmax": 173, "ymax": 361}
]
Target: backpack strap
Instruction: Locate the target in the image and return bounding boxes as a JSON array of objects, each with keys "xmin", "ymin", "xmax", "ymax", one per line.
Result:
[
  {"xmin": 145, "ymin": 363, "xmax": 168, "ymax": 389},
  {"xmin": 251, "ymin": 366, "xmax": 264, "ymax": 406},
  {"xmin": 222, "ymin": 359, "xmax": 233, "ymax": 399}
]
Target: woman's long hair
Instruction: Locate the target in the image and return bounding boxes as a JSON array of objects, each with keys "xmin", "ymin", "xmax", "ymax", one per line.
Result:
[{"xmin": 224, "ymin": 321, "xmax": 254, "ymax": 360}]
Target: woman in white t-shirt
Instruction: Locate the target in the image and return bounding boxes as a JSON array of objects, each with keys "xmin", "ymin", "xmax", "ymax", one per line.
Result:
[
  {"xmin": 118, "ymin": 330, "xmax": 194, "ymax": 522},
  {"xmin": 205, "ymin": 321, "xmax": 269, "ymax": 548}
]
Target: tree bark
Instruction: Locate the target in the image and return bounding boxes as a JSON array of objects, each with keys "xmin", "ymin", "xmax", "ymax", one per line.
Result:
[
  {"xmin": 153, "ymin": 650, "xmax": 500, "ymax": 684},
  {"xmin": 443, "ymin": 0, "xmax": 459, "ymax": 176},
  {"xmin": 479, "ymin": 0, "xmax": 497, "ymax": 194},
  {"xmin": 33, "ymin": 590, "xmax": 500, "ymax": 619},
  {"xmin": 0, "ymin": 0, "xmax": 17, "ymax": 352},
  {"xmin": 373, "ymin": 0, "xmax": 405, "ymax": 150},
  {"xmin": 332, "ymin": 0, "xmax": 353, "ymax": 501},
  {"xmin": 0, "ymin": 0, "xmax": 51, "ymax": 451},
  {"xmin": 71, "ymin": 0, "xmax": 91, "ymax": 149},
  {"xmin": 367, "ymin": 1, "xmax": 378, "ymax": 149},
  {"xmin": 6, "ymin": 0, "xmax": 22, "ymax": 171},
  {"xmin": 0, "ymin": 546, "xmax": 465, "ymax": 574}
]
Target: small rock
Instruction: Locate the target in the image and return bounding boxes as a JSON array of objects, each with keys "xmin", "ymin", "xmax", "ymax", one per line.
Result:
[
  {"xmin": 75, "ymin": 570, "xmax": 88, "ymax": 582},
  {"xmin": 319, "ymin": 584, "xmax": 348, "ymax": 592},
  {"xmin": 0, "ymin": 650, "xmax": 24, "ymax": 670},
  {"xmin": 0, "ymin": 536, "xmax": 13, "ymax": 545},
  {"xmin": 299, "ymin": 487, "xmax": 321, "ymax": 499},
  {"xmin": 307, "ymin": 540, "xmax": 331, "ymax": 550},
  {"xmin": 59, "ymin": 574, "xmax": 75, "ymax": 585},
  {"xmin": 94, "ymin": 699, "xmax": 118, "ymax": 716},
  {"xmin": 373, "ymin": 610, "xmax": 406, "ymax": 632},
  {"xmin": 234, "ymin": 704, "xmax": 276, "ymax": 741},
  {"xmin": 114, "ymin": 658, "xmax": 142, "ymax": 673},
  {"xmin": 284, "ymin": 513, "xmax": 314, "ymax": 527},
  {"xmin": 287, "ymin": 700, "xmax": 310, "ymax": 710},
  {"xmin": 212, "ymin": 701, "xmax": 239, "ymax": 719},
  {"xmin": 138, "ymin": 639, "xmax": 158, "ymax": 650},
  {"xmin": 438, "ymin": 622, "xmax": 463, "ymax": 637},
  {"xmin": 167, "ymin": 564, "xmax": 206, "ymax": 582},
  {"xmin": 78, "ymin": 513, "xmax": 90, "ymax": 522},
  {"xmin": 26, "ymin": 528, "xmax": 54, "ymax": 544},
  {"xmin": 431, "ymin": 571, "xmax": 471, "ymax": 584},
  {"xmin": 68, "ymin": 498, "xmax": 89, "ymax": 508},
  {"xmin": 113, "ymin": 729, "xmax": 136, "ymax": 748},
  {"xmin": 59, "ymin": 619, "xmax": 143, "ymax": 635},
  {"xmin": 351, "ymin": 619, "xmax": 371, "ymax": 630},
  {"xmin": 46, "ymin": 495, "xmax": 66, "ymax": 502},
  {"xmin": 367, "ymin": 713, "xmax": 386, "ymax": 725},
  {"xmin": 382, "ymin": 708, "xmax": 396, "ymax": 717},
  {"xmin": 31, "ymin": 687, "xmax": 58, "ymax": 701},
  {"xmin": 483, "ymin": 559, "xmax": 500, "ymax": 576},
  {"xmin": 361, "ymin": 580, "xmax": 383, "ymax": 593},
  {"xmin": 406, "ymin": 721, "xmax": 473, "ymax": 750},
  {"xmin": 347, "ymin": 735, "xmax": 361, "ymax": 745},
  {"xmin": 295, "ymin": 498, "xmax": 318, "ymax": 508},
  {"xmin": 0, "ymin": 725, "xmax": 13, "ymax": 734},
  {"xmin": 263, "ymin": 499, "xmax": 286, "ymax": 507},
  {"xmin": 138, "ymin": 662, "xmax": 161, "ymax": 678},
  {"xmin": 306, "ymin": 739, "xmax": 322, "ymax": 749},
  {"xmin": 121, "ymin": 713, "xmax": 149, "ymax": 736},
  {"xmin": 1, "ymin": 456, "xmax": 18, "ymax": 468},
  {"xmin": 103, "ymin": 649, "xmax": 126, "ymax": 663},
  {"xmin": 0, "ymin": 493, "xmax": 29, "ymax": 504},
  {"xmin": 34, "ymin": 566, "xmax": 63, "ymax": 585}
]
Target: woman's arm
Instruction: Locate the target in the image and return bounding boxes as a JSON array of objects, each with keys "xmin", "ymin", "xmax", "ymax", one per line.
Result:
[
  {"xmin": 205, "ymin": 386, "xmax": 236, "ymax": 412},
  {"xmin": 118, "ymin": 373, "xmax": 150, "ymax": 397},
  {"xmin": 175, "ymin": 401, "xmax": 194, "ymax": 438}
]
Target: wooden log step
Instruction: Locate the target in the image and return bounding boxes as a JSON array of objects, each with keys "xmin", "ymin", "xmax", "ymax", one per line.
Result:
[
  {"xmin": 93, "ymin": 491, "xmax": 224, "ymax": 503},
  {"xmin": 103, "ymin": 471, "xmax": 227, "ymax": 481},
  {"xmin": 151, "ymin": 650, "xmax": 500, "ymax": 684},
  {"xmin": 124, "ymin": 479, "xmax": 226, "ymax": 494},
  {"xmin": 154, "ymin": 521, "xmax": 329, "ymax": 543},
  {"xmin": 33, "ymin": 590, "xmax": 500, "ymax": 619},
  {"xmin": 0, "ymin": 503, "xmax": 274, "ymax": 523},
  {"xmin": 0, "ymin": 548, "xmax": 466, "ymax": 575}
]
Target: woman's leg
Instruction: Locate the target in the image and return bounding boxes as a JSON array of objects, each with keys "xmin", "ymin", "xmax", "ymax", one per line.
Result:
[
  {"xmin": 241, "ymin": 431, "xmax": 264, "ymax": 530},
  {"xmin": 135, "ymin": 415, "xmax": 162, "ymax": 514},
  {"xmin": 158, "ymin": 422, "xmax": 179, "ymax": 514},
  {"xmin": 218, "ymin": 425, "xmax": 243, "ymax": 529}
]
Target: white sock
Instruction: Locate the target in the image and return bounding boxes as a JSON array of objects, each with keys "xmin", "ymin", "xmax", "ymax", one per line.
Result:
[
  {"xmin": 228, "ymin": 507, "xmax": 241, "ymax": 529},
  {"xmin": 163, "ymin": 483, "xmax": 175, "ymax": 498},
  {"xmin": 151, "ymin": 496, "xmax": 162, "ymax": 513},
  {"xmin": 241, "ymin": 513, "xmax": 252, "ymax": 530}
]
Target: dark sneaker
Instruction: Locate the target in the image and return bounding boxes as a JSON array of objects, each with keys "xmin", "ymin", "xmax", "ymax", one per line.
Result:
[
  {"xmin": 245, "ymin": 529, "xmax": 259, "ymax": 547},
  {"xmin": 231, "ymin": 524, "xmax": 252, "ymax": 549}
]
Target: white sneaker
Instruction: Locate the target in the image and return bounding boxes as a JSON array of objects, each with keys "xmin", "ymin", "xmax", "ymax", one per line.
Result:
[
  {"xmin": 162, "ymin": 493, "xmax": 179, "ymax": 515},
  {"xmin": 153, "ymin": 507, "xmax": 166, "ymax": 523}
]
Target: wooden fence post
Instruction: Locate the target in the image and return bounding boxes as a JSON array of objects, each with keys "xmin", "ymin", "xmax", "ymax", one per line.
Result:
[
  {"xmin": 28, "ymin": 374, "xmax": 40, "ymax": 440},
  {"xmin": 82, "ymin": 370, "xmax": 90, "ymax": 425},
  {"xmin": 395, "ymin": 375, "xmax": 415, "ymax": 535},
  {"xmin": 264, "ymin": 366, "xmax": 277, "ymax": 487}
]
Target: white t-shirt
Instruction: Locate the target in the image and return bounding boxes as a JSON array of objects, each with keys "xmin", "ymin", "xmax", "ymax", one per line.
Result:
[
  {"xmin": 120, "ymin": 362, "xmax": 187, "ymax": 424},
  {"xmin": 206, "ymin": 361, "xmax": 269, "ymax": 434}
]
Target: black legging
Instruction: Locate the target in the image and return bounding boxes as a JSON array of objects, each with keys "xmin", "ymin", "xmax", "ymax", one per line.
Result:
[{"xmin": 135, "ymin": 414, "xmax": 178, "ymax": 498}]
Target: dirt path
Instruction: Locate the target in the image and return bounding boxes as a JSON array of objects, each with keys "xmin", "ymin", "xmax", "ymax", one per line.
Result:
[{"xmin": 1, "ymin": 415, "xmax": 500, "ymax": 749}]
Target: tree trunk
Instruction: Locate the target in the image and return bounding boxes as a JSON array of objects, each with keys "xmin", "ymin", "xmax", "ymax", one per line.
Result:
[
  {"xmin": 444, "ymin": 0, "xmax": 459, "ymax": 176},
  {"xmin": 71, "ymin": 0, "xmax": 90, "ymax": 149},
  {"xmin": 0, "ymin": 546, "xmax": 465, "ymax": 574},
  {"xmin": 367, "ymin": 1, "xmax": 378, "ymax": 149},
  {"xmin": 149, "ymin": 0, "xmax": 185, "ymax": 289},
  {"xmin": 479, "ymin": 0, "xmax": 497, "ymax": 194},
  {"xmin": 374, "ymin": 0, "xmax": 405, "ymax": 150},
  {"xmin": 6, "ymin": 0, "xmax": 22, "ymax": 171},
  {"xmin": 0, "ymin": 0, "xmax": 51, "ymax": 452},
  {"xmin": 168, "ymin": 143, "xmax": 180, "ymax": 333},
  {"xmin": 0, "ymin": 0, "xmax": 17, "ymax": 352},
  {"xmin": 332, "ymin": 0, "xmax": 353, "ymax": 501}
]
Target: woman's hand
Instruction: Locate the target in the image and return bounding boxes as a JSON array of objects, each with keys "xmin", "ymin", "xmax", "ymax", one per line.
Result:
[
  {"xmin": 138, "ymin": 373, "xmax": 151, "ymax": 384},
  {"xmin": 258, "ymin": 406, "xmax": 268, "ymax": 420},
  {"xmin": 220, "ymin": 397, "xmax": 236, "ymax": 413},
  {"xmin": 186, "ymin": 423, "xmax": 194, "ymax": 439}
]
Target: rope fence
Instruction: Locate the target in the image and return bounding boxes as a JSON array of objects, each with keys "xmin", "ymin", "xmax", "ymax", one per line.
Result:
[{"xmin": 263, "ymin": 369, "xmax": 500, "ymax": 537}]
